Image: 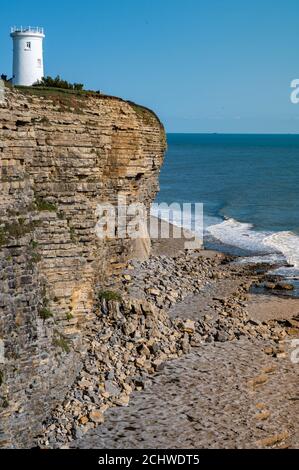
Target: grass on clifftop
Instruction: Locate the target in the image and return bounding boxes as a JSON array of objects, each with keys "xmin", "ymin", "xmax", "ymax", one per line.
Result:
[
  {"xmin": 16, "ymin": 85, "xmax": 101, "ymax": 98},
  {"xmin": 14, "ymin": 86, "xmax": 163, "ymax": 126},
  {"xmin": 15, "ymin": 86, "xmax": 95, "ymax": 113}
]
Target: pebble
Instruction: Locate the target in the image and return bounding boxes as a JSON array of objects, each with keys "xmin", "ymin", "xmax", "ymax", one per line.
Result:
[{"xmin": 89, "ymin": 410, "xmax": 104, "ymax": 424}]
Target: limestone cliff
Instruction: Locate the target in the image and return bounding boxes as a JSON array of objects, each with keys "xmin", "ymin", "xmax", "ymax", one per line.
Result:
[{"xmin": 0, "ymin": 87, "xmax": 166, "ymax": 448}]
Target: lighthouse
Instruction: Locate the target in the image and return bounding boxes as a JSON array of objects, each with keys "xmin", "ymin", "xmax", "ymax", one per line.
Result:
[{"xmin": 10, "ymin": 26, "xmax": 45, "ymax": 86}]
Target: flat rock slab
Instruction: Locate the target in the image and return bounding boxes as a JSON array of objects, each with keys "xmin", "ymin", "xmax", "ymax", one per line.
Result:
[
  {"xmin": 247, "ymin": 294, "xmax": 299, "ymax": 322},
  {"xmin": 168, "ymin": 277, "xmax": 244, "ymax": 321},
  {"xmin": 72, "ymin": 338, "xmax": 299, "ymax": 449}
]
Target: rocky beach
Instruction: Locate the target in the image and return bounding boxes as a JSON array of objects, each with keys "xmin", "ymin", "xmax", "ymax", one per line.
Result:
[
  {"xmin": 37, "ymin": 219, "xmax": 299, "ymax": 449},
  {"xmin": 1, "ymin": 87, "xmax": 298, "ymax": 452}
]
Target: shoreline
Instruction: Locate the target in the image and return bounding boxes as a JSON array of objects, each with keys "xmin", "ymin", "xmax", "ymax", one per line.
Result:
[
  {"xmin": 37, "ymin": 218, "xmax": 299, "ymax": 449},
  {"xmin": 152, "ymin": 215, "xmax": 299, "ymax": 298}
]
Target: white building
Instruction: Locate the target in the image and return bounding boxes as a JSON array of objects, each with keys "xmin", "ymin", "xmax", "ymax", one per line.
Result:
[{"xmin": 10, "ymin": 26, "xmax": 45, "ymax": 86}]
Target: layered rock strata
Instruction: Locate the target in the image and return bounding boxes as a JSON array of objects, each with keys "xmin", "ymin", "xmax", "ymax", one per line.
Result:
[{"xmin": 0, "ymin": 87, "xmax": 166, "ymax": 448}]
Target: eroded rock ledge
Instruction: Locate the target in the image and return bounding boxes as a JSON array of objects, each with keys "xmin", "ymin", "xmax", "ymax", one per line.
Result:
[{"xmin": 0, "ymin": 87, "xmax": 166, "ymax": 448}]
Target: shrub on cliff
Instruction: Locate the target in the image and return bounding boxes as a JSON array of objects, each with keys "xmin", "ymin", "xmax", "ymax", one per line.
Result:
[
  {"xmin": 98, "ymin": 290, "xmax": 123, "ymax": 302},
  {"xmin": 33, "ymin": 75, "xmax": 84, "ymax": 91}
]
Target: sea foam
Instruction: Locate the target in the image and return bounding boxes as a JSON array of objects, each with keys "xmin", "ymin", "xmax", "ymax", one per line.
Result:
[
  {"xmin": 207, "ymin": 218, "xmax": 299, "ymax": 277},
  {"xmin": 151, "ymin": 208, "xmax": 299, "ymax": 278}
]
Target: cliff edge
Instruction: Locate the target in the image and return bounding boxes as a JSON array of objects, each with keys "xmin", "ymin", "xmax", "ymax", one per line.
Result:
[{"xmin": 0, "ymin": 87, "xmax": 166, "ymax": 447}]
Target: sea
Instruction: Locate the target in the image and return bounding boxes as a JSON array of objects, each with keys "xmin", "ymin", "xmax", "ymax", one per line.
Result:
[{"xmin": 153, "ymin": 133, "xmax": 299, "ymax": 281}]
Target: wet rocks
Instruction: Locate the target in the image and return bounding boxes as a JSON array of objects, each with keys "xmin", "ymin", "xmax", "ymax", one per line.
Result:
[
  {"xmin": 276, "ymin": 282, "xmax": 294, "ymax": 291},
  {"xmin": 263, "ymin": 281, "xmax": 294, "ymax": 291}
]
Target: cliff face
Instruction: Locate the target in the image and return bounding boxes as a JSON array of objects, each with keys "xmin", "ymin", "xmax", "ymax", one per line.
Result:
[{"xmin": 0, "ymin": 87, "xmax": 166, "ymax": 448}]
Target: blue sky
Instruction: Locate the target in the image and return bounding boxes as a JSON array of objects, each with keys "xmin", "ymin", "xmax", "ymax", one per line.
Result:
[{"xmin": 1, "ymin": 0, "xmax": 299, "ymax": 133}]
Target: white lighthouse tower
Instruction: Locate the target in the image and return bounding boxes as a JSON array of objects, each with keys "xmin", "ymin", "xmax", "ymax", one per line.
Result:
[{"xmin": 10, "ymin": 26, "xmax": 45, "ymax": 86}]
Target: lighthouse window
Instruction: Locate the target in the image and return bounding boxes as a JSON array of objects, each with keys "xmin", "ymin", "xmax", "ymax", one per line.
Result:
[
  {"xmin": 37, "ymin": 59, "xmax": 42, "ymax": 68},
  {"xmin": 26, "ymin": 42, "xmax": 31, "ymax": 49}
]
